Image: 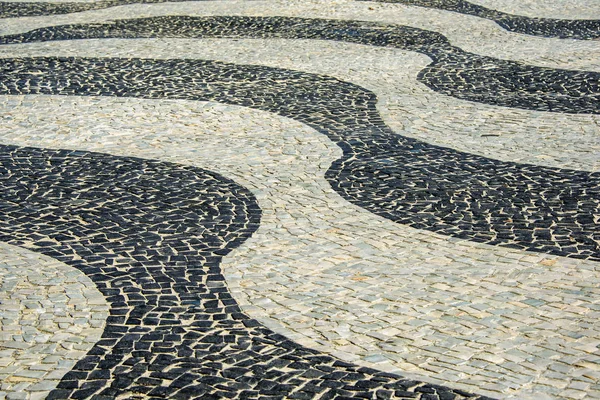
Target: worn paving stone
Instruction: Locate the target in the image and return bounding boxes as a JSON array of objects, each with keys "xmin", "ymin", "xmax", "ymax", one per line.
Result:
[
  {"xmin": 0, "ymin": 0, "xmax": 211, "ymax": 19},
  {"xmin": 1, "ymin": 1, "xmax": 598, "ymax": 71},
  {"xmin": 0, "ymin": 143, "xmax": 488, "ymax": 399},
  {"xmin": 467, "ymin": 0, "xmax": 600, "ymax": 19},
  {"xmin": 0, "ymin": 44, "xmax": 598, "ymax": 259},
  {"xmin": 360, "ymin": 0, "xmax": 600, "ymax": 39},
  {"xmin": 0, "ymin": 241, "xmax": 108, "ymax": 398},
  {"xmin": 1, "ymin": 15, "xmax": 599, "ymax": 114},
  {"xmin": 2, "ymin": 38, "xmax": 597, "ymax": 172},
  {"xmin": 1, "ymin": 94, "xmax": 599, "ymax": 399},
  {"xmin": 0, "ymin": 1, "xmax": 598, "ymax": 399},
  {"xmin": 2, "ymin": 0, "xmax": 599, "ymax": 40}
]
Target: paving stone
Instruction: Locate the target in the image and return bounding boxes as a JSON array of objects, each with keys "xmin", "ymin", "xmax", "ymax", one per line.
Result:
[
  {"xmin": 0, "ymin": 1, "xmax": 598, "ymax": 399},
  {"xmin": 0, "ymin": 242, "xmax": 108, "ymax": 398},
  {"xmin": 362, "ymin": 0, "xmax": 600, "ymax": 39}
]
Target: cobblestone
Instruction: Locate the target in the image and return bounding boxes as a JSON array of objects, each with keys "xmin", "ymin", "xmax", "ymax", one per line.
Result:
[
  {"xmin": 0, "ymin": 1, "xmax": 598, "ymax": 399},
  {"xmin": 1, "ymin": 93, "xmax": 598, "ymax": 398},
  {"xmin": 468, "ymin": 0, "xmax": 600, "ymax": 19},
  {"xmin": 0, "ymin": 242, "xmax": 108, "ymax": 398}
]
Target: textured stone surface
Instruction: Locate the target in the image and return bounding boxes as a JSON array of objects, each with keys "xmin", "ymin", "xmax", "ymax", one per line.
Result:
[
  {"xmin": 0, "ymin": 1, "xmax": 598, "ymax": 399},
  {"xmin": 0, "ymin": 143, "xmax": 485, "ymax": 398},
  {"xmin": 2, "ymin": 38, "xmax": 598, "ymax": 173},
  {"xmin": 2, "ymin": 0, "xmax": 599, "ymax": 40},
  {"xmin": 0, "ymin": 0, "xmax": 205, "ymax": 18},
  {"xmin": 0, "ymin": 242, "xmax": 108, "ymax": 399},
  {"xmin": 1, "ymin": 1, "xmax": 598, "ymax": 72},
  {"xmin": 468, "ymin": 0, "xmax": 600, "ymax": 19},
  {"xmin": 360, "ymin": 0, "xmax": 600, "ymax": 39},
  {"xmin": 0, "ymin": 50, "xmax": 598, "ymax": 261},
  {"xmin": 2, "ymin": 16, "xmax": 599, "ymax": 114},
  {"xmin": 2, "ymin": 94, "xmax": 599, "ymax": 399}
]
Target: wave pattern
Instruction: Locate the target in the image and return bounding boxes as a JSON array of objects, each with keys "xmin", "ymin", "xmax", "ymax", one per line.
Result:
[
  {"xmin": 2, "ymin": 0, "xmax": 599, "ymax": 41},
  {"xmin": 0, "ymin": 144, "xmax": 484, "ymax": 399},
  {"xmin": 361, "ymin": 0, "xmax": 600, "ymax": 39},
  {"xmin": 0, "ymin": 0, "xmax": 198, "ymax": 18},
  {"xmin": 0, "ymin": 4, "xmax": 599, "ymax": 400},
  {"xmin": 1, "ymin": 48, "xmax": 598, "ymax": 261},
  {"xmin": 2, "ymin": 16, "xmax": 599, "ymax": 114}
]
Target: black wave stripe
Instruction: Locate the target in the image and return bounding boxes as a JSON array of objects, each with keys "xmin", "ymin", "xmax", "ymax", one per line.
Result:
[
  {"xmin": 2, "ymin": 0, "xmax": 598, "ymax": 42},
  {"xmin": 360, "ymin": 0, "xmax": 600, "ymax": 40},
  {"xmin": 0, "ymin": 144, "xmax": 488, "ymax": 399},
  {"xmin": 0, "ymin": 0, "xmax": 203, "ymax": 18},
  {"xmin": 1, "ymin": 56, "xmax": 598, "ymax": 261},
  {"xmin": 1, "ymin": 16, "xmax": 598, "ymax": 114},
  {"xmin": 0, "ymin": 0, "xmax": 125, "ymax": 18}
]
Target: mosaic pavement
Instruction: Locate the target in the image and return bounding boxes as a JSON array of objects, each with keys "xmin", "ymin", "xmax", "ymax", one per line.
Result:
[{"xmin": 0, "ymin": 1, "xmax": 598, "ymax": 399}]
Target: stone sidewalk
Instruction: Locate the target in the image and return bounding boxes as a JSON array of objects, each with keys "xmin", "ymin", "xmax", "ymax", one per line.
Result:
[{"xmin": 0, "ymin": 1, "xmax": 599, "ymax": 399}]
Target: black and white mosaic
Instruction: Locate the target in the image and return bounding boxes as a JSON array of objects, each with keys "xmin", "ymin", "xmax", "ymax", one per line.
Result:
[
  {"xmin": 0, "ymin": 18, "xmax": 598, "ymax": 261},
  {"xmin": 0, "ymin": 144, "xmax": 487, "ymax": 399},
  {"xmin": 2, "ymin": 0, "xmax": 599, "ymax": 41},
  {"xmin": 1, "ymin": 5, "xmax": 599, "ymax": 400},
  {"xmin": 2, "ymin": 16, "xmax": 599, "ymax": 114},
  {"xmin": 0, "ymin": 0, "xmax": 193, "ymax": 19},
  {"xmin": 360, "ymin": 0, "xmax": 600, "ymax": 40}
]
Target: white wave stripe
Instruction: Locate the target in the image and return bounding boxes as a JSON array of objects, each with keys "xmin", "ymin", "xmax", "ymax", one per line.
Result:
[
  {"xmin": 0, "ymin": 0, "xmax": 599, "ymax": 72},
  {"xmin": 1, "ymin": 94, "xmax": 599, "ymax": 399},
  {"xmin": 1, "ymin": 39, "xmax": 598, "ymax": 172},
  {"xmin": 4, "ymin": 0, "xmax": 600, "ymax": 19},
  {"xmin": 5, "ymin": 0, "xmax": 99, "ymax": 3},
  {"xmin": 468, "ymin": 0, "xmax": 600, "ymax": 20},
  {"xmin": 0, "ymin": 242, "xmax": 108, "ymax": 398}
]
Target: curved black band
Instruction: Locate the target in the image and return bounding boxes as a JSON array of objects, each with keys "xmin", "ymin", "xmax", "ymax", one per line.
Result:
[
  {"xmin": 0, "ymin": 144, "xmax": 487, "ymax": 399},
  {"xmin": 1, "ymin": 0, "xmax": 598, "ymax": 41},
  {"xmin": 360, "ymin": 0, "xmax": 600, "ymax": 40},
  {"xmin": 0, "ymin": 0, "xmax": 197, "ymax": 18},
  {"xmin": 2, "ymin": 16, "xmax": 598, "ymax": 114},
  {"xmin": 1, "ymin": 55, "xmax": 598, "ymax": 261}
]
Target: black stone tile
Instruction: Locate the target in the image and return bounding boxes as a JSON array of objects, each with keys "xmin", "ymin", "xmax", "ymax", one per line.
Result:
[
  {"xmin": 1, "ymin": 16, "xmax": 598, "ymax": 114},
  {"xmin": 360, "ymin": 0, "xmax": 600, "ymax": 40},
  {"xmin": 0, "ymin": 8, "xmax": 593, "ymax": 400},
  {"xmin": 0, "ymin": 17, "xmax": 597, "ymax": 261}
]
